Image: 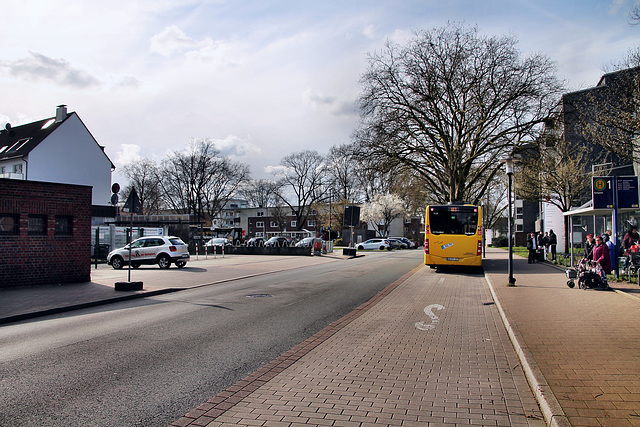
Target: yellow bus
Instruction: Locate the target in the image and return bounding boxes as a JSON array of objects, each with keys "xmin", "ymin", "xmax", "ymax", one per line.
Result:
[{"xmin": 424, "ymin": 204, "xmax": 483, "ymax": 267}]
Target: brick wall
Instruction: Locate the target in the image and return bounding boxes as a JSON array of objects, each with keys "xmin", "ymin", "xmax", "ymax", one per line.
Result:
[{"xmin": 0, "ymin": 178, "xmax": 92, "ymax": 287}]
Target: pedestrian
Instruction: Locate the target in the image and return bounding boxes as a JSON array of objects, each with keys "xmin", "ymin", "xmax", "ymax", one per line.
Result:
[
  {"xmin": 623, "ymin": 226, "xmax": 639, "ymax": 254},
  {"xmin": 593, "ymin": 235, "xmax": 611, "ymax": 285},
  {"xmin": 543, "ymin": 231, "xmax": 550, "ymax": 260},
  {"xmin": 536, "ymin": 231, "xmax": 545, "ymax": 262},
  {"xmin": 527, "ymin": 232, "xmax": 537, "ymax": 264},
  {"xmin": 584, "ymin": 234, "xmax": 595, "ymax": 261},
  {"xmin": 602, "ymin": 232, "xmax": 615, "ymax": 274},
  {"xmin": 548, "ymin": 229, "xmax": 557, "ymax": 262}
]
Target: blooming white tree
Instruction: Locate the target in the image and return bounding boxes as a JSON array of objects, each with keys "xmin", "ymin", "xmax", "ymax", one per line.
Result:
[{"xmin": 360, "ymin": 193, "xmax": 406, "ymax": 237}]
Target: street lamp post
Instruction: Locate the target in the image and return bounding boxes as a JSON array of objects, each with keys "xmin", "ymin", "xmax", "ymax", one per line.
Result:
[{"xmin": 504, "ymin": 157, "xmax": 517, "ymax": 286}]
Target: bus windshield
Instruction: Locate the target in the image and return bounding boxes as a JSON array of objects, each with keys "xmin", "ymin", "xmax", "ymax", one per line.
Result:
[{"xmin": 429, "ymin": 206, "xmax": 478, "ymax": 235}]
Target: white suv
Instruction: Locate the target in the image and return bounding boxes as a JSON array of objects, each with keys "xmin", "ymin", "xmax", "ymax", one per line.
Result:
[{"xmin": 107, "ymin": 236, "xmax": 190, "ymax": 269}]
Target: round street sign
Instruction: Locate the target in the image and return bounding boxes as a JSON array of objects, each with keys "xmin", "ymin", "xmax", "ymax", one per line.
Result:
[{"xmin": 593, "ymin": 178, "xmax": 607, "ymax": 191}]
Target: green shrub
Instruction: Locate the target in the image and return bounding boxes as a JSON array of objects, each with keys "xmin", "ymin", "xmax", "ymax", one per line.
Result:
[
  {"xmin": 334, "ymin": 238, "xmax": 343, "ymax": 246},
  {"xmin": 491, "ymin": 236, "xmax": 508, "ymax": 247}
]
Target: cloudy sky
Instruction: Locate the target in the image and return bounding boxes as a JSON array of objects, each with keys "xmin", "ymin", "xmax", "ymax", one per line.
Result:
[{"xmin": 1, "ymin": 0, "xmax": 639, "ymax": 185}]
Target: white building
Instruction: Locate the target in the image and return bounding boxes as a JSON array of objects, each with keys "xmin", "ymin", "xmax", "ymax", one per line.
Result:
[{"xmin": 0, "ymin": 105, "xmax": 114, "ymax": 207}]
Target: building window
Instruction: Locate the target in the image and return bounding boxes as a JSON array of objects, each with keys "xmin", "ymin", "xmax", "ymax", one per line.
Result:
[
  {"xmin": 516, "ymin": 224, "xmax": 523, "ymax": 232},
  {"xmin": 256, "ymin": 221, "xmax": 264, "ymax": 228},
  {"xmin": 28, "ymin": 215, "xmax": 47, "ymax": 235},
  {"xmin": 291, "ymin": 220, "xmax": 297, "ymax": 228},
  {"xmin": 55, "ymin": 216, "xmax": 73, "ymax": 236},
  {"xmin": 13, "ymin": 164, "xmax": 22, "ymax": 174},
  {"xmin": 257, "ymin": 210, "xmax": 265, "ymax": 217},
  {"xmin": 307, "ymin": 220, "xmax": 315, "ymax": 227},
  {"xmin": 270, "ymin": 221, "xmax": 277, "ymax": 227},
  {"xmin": 0, "ymin": 214, "xmax": 20, "ymax": 235}
]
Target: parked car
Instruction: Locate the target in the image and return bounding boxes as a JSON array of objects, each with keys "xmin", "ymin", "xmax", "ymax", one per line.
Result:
[
  {"xmin": 401, "ymin": 237, "xmax": 419, "ymax": 249},
  {"xmin": 246, "ymin": 237, "xmax": 265, "ymax": 247},
  {"xmin": 107, "ymin": 235, "xmax": 190, "ymax": 269},
  {"xmin": 205, "ymin": 238, "xmax": 232, "ymax": 248},
  {"xmin": 295, "ymin": 237, "xmax": 315, "ymax": 247},
  {"xmin": 387, "ymin": 237, "xmax": 408, "ymax": 249},
  {"xmin": 264, "ymin": 236, "xmax": 290, "ymax": 247},
  {"xmin": 356, "ymin": 238, "xmax": 391, "ymax": 251}
]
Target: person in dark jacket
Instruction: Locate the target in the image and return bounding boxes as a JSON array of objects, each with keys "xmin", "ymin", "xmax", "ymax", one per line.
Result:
[
  {"xmin": 527, "ymin": 233, "xmax": 537, "ymax": 264},
  {"xmin": 536, "ymin": 231, "xmax": 545, "ymax": 261},
  {"xmin": 548, "ymin": 229, "xmax": 558, "ymax": 262},
  {"xmin": 584, "ymin": 234, "xmax": 595, "ymax": 261},
  {"xmin": 623, "ymin": 227, "xmax": 639, "ymax": 254}
]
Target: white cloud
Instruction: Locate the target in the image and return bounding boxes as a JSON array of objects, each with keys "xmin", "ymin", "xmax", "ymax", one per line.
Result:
[
  {"xmin": 115, "ymin": 144, "xmax": 143, "ymax": 166},
  {"xmin": 0, "ymin": 51, "xmax": 100, "ymax": 88},
  {"xmin": 363, "ymin": 24, "xmax": 377, "ymax": 39},
  {"xmin": 150, "ymin": 25, "xmax": 213, "ymax": 56},
  {"xmin": 263, "ymin": 165, "xmax": 290, "ymax": 176},
  {"xmin": 303, "ymin": 89, "xmax": 358, "ymax": 117},
  {"xmin": 303, "ymin": 89, "xmax": 337, "ymax": 107},
  {"xmin": 212, "ymin": 135, "xmax": 261, "ymax": 158}
]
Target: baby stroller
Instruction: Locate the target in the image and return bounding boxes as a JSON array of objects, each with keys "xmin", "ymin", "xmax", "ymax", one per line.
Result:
[{"xmin": 566, "ymin": 259, "xmax": 608, "ymax": 289}]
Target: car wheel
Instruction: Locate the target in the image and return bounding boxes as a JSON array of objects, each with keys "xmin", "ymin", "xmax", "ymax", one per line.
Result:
[
  {"xmin": 158, "ymin": 255, "xmax": 171, "ymax": 269},
  {"xmin": 131, "ymin": 262, "xmax": 141, "ymax": 269},
  {"xmin": 380, "ymin": 246, "xmax": 386, "ymax": 250},
  {"xmin": 111, "ymin": 256, "xmax": 124, "ymax": 270},
  {"xmin": 357, "ymin": 245, "xmax": 364, "ymax": 250},
  {"xmin": 386, "ymin": 246, "xmax": 392, "ymax": 251},
  {"xmin": 176, "ymin": 261, "xmax": 187, "ymax": 268}
]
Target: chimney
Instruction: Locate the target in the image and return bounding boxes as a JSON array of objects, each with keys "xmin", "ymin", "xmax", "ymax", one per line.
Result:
[{"xmin": 55, "ymin": 105, "xmax": 67, "ymax": 123}]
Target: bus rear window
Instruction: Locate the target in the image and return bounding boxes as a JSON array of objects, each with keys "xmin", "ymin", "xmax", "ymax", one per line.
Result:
[{"xmin": 429, "ymin": 206, "xmax": 478, "ymax": 235}]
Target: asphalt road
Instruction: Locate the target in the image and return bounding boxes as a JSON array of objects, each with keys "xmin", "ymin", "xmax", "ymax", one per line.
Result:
[{"xmin": 0, "ymin": 250, "xmax": 423, "ymax": 427}]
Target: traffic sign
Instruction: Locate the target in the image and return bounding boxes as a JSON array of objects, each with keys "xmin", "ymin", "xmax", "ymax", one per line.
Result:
[
  {"xmin": 592, "ymin": 176, "xmax": 613, "ymax": 209},
  {"xmin": 617, "ymin": 176, "xmax": 639, "ymax": 209},
  {"xmin": 123, "ymin": 188, "xmax": 142, "ymax": 214}
]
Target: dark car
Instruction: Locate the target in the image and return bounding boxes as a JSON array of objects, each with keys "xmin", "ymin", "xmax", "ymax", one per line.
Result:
[
  {"xmin": 295, "ymin": 237, "xmax": 314, "ymax": 247},
  {"xmin": 246, "ymin": 237, "xmax": 265, "ymax": 247},
  {"xmin": 264, "ymin": 236, "xmax": 290, "ymax": 247}
]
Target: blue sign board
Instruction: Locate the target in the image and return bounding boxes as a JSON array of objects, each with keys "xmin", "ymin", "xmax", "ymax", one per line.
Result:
[
  {"xmin": 617, "ymin": 176, "xmax": 639, "ymax": 209},
  {"xmin": 592, "ymin": 176, "xmax": 614, "ymax": 209}
]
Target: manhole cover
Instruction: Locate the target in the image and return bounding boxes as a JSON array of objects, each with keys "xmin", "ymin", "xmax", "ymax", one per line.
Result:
[{"xmin": 246, "ymin": 294, "xmax": 273, "ymax": 298}]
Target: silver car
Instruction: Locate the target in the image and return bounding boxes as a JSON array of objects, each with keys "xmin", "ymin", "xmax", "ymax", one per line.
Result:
[{"xmin": 107, "ymin": 235, "xmax": 190, "ymax": 269}]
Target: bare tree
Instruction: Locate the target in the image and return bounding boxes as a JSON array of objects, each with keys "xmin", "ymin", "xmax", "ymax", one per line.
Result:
[
  {"xmin": 272, "ymin": 150, "xmax": 328, "ymax": 231},
  {"xmin": 270, "ymin": 204, "xmax": 290, "ymax": 233},
  {"xmin": 326, "ymin": 144, "xmax": 362, "ymax": 203},
  {"xmin": 629, "ymin": 3, "xmax": 640, "ymax": 25},
  {"xmin": 354, "ymin": 23, "xmax": 564, "ymax": 205},
  {"xmin": 158, "ymin": 138, "xmax": 250, "ymax": 223},
  {"xmin": 516, "ymin": 124, "xmax": 595, "ymax": 251},
  {"xmin": 121, "ymin": 158, "xmax": 162, "ymax": 214},
  {"xmin": 238, "ymin": 179, "xmax": 281, "ymax": 208},
  {"xmin": 605, "ymin": 5, "xmax": 640, "ymax": 71}
]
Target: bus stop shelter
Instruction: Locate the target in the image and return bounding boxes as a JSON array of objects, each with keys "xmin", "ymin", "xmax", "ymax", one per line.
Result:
[{"xmin": 563, "ymin": 203, "xmax": 639, "ymax": 273}]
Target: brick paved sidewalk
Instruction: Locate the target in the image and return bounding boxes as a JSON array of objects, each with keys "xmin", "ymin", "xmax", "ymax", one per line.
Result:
[
  {"xmin": 172, "ymin": 263, "xmax": 544, "ymax": 426},
  {"xmin": 484, "ymin": 248, "xmax": 640, "ymax": 427}
]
